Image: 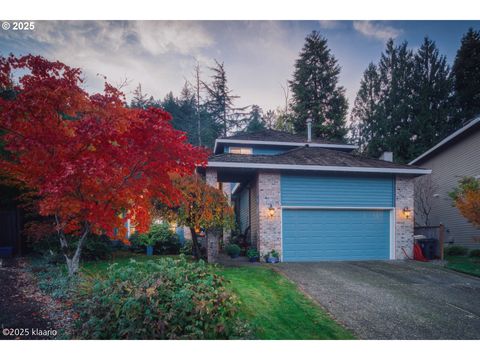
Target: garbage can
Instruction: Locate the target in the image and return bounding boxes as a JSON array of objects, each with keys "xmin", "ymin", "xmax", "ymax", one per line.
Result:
[{"xmin": 416, "ymin": 238, "xmax": 438, "ymax": 260}]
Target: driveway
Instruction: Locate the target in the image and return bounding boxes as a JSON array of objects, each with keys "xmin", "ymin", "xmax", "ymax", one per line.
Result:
[{"xmin": 276, "ymin": 261, "xmax": 480, "ymax": 339}]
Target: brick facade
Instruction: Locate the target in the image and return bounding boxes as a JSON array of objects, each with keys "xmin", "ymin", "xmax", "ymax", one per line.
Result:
[
  {"xmin": 257, "ymin": 172, "xmax": 282, "ymax": 259},
  {"xmin": 395, "ymin": 175, "xmax": 415, "ymax": 259},
  {"xmin": 205, "ymin": 168, "xmax": 219, "ymax": 263}
]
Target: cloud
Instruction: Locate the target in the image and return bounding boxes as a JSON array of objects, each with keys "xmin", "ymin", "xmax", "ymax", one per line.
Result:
[
  {"xmin": 318, "ymin": 20, "xmax": 343, "ymax": 29},
  {"xmin": 353, "ymin": 21, "xmax": 402, "ymax": 41}
]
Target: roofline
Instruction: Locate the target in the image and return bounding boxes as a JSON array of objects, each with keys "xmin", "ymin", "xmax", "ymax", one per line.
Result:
[
  {"xmin": 409, "ymin": 117, "xmax": 480, "ymax": 165},
  {"xmin": 206, "ymin": 161, "xmax": 431, "ymax": 175},
  {"xmin": 213, "ymin": 139, "xmax": 358, "ymax": 153}
]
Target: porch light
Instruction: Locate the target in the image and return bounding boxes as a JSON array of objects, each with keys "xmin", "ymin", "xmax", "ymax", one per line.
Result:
[
  {"xmin": 402, "ymin": 207, "xmax": 412, "ymax": 219},
  {"xmin": 268, "ymin": 204, "xmax": 275, "ymax": 219}
]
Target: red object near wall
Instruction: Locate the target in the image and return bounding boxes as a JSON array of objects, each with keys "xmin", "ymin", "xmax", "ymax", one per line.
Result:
[{"xmin": 413, "ymin": 243, "xmax": 428, "ymax": 262}]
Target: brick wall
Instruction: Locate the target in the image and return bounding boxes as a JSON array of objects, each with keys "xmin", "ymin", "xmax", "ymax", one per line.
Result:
[
  {"xmin": 257, "ymin": 171, "xmax": 282, "ymax": 259},
  {"xmin": 395, "ymin": 175, "xmax": 414, "ymax": 259},
  {"xmin": 250, "ymin": 177, "xmax": 259, "ymax": 249}
]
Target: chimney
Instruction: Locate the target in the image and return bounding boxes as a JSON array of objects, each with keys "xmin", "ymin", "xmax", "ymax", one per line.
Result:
[
  {"xmin": 306, "ymin": 118, "xmax": 312, "ymax": 142},
  {"xmin": 379, "ymin": 151, "xmax": 393, "ymax": 162}
]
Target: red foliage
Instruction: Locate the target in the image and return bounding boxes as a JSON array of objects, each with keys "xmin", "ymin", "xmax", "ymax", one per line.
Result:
[{"xmin": 0, "ymin": 55, "xmax": 208, "ymax": 241}]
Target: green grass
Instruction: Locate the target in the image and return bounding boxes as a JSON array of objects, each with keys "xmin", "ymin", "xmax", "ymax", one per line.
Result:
[
  {"xmin": 446, "ymin": 256, "xmax": 480, "ymax": 277},
  {"xmin": 219, "ymin": 266, "xmax": 354, "ymax": 340},
  {"xmin": 79, "ymin": 253, "xmax": 353, "ymax": 339}
]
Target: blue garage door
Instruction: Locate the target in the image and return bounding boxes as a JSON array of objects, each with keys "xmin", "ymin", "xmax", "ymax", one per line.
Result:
[{"xmin": 282, "ymin": 209, "xmax": 391, "ymax": 261}]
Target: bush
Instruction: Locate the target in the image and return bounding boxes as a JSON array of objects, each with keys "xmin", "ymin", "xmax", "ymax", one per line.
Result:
[
  {"xmin": 72, "ymin": 256, "xmax": 250, "ymax": 339},
  {"xmin": 246, "ymin": 248, "xmax": 259, "ymax": 260},
  {"xmin": 226, "ymin": 244, "xmax": 241, "ymax": 258},
  {"xmin": 444, "ymin": 245, "xmax": 469, "ymax": 257},
  {"xmin": 469, "ymin": 249, "xmax": 480, "ymax": 257},
  {"xmin": 129, "ymin": 223, "xmax": 180, "ymax": 255},
  {"xmin": 180, "ymin": 240, "xmax": 193, "ymax": 256},
  {"xmin": 31, "ymin": 233, "xmax": 114, "ymax": 262}
]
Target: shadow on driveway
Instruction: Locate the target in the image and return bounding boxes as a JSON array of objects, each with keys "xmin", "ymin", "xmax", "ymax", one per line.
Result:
[{"xmin": 276, "ymin": 260, "xmax": 480, "ymax": 339}]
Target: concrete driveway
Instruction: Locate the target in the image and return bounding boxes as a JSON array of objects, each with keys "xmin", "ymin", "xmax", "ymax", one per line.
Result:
[{"xmin": 276, "ymin": 261, "xmax": 480, "ymax": 339}]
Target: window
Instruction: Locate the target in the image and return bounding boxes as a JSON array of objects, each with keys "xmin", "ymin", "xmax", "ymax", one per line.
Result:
[{"xmin": 229, "ymin": 147, "xmax": 253, "ymax": 154}]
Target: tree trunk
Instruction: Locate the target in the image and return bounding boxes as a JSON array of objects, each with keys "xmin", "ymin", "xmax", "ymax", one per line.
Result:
[
  {"xmin": 189, "ymin": 227, "xmax": 202, "ymax": 260},
  {"xmin": 55, "ymin": 216, "xmax": 90, "ymax": 276}
]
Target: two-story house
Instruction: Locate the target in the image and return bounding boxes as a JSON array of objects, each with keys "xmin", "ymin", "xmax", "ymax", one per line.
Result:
[{"xmin": 199, "ymin": 126, "xmax": 430, "ymax": 262}]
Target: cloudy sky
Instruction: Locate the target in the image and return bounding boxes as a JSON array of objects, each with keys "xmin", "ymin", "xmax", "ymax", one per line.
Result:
[{"xmin": 1, "ymin": 20, "xmax": 479, "ymax": 114}]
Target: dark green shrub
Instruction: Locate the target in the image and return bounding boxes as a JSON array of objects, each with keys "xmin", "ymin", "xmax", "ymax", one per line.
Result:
[
  {"xmin": 73, "ymin": 256, "xmax": 250, "ymax": 339},
  {"xmin": 31, "ymin": 233, "xmax": 113, "ymax": 262},
  {"xmin": 129, "ymin": 223, "xmax": 180, "ymax": 255},
  {"xmin": 150, "ymin": 223, "xmax": 180, "ymax": 255},
  {"xmin": 180, "ymin": 240, "xmax": 193, "ymax": 256},
  {"xmin": 246, "ymin": 248, "xmax": 259, "ymax": 260},
  {"xmin": 469, "ymin": 249, "xmax": 480, "ymax": 257},
  {"xmin": 226, "ymin": 244, "xmax": 241, "ymax": 258},
  {"xmin": 444, "ymin": 245, "xmax": 469, "ymax": 257}
]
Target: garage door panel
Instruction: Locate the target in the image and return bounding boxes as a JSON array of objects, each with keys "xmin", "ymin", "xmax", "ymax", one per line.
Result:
[{"xmin": 282, "ymin": 209, "xmax": 390, "ymax": 261}]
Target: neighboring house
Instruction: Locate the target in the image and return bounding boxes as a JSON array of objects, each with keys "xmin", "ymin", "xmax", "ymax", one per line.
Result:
[
  {"xmin": 199, "ymin": 128, "xmax": 430, "ymax": 262},
  {"xmin": 409, "ymin": 117, "xmax": 480, "ymax": 249}
]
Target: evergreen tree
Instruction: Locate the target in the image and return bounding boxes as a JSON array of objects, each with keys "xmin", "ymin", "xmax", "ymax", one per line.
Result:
[
  {"xmin": 349, "ymin": 63, "xmax": 381, "ymax": 152},
  {"xmin": 203, "ymin": 60, "xmax": 247, "ymax": 137},
  {"xmin": 130, "ymin": 83, "xmax": 154, "ymax": 109},
  {"xmin": 289, "ymin": 31, "xmax": 348, "ymax": 141},
  {"xmin": 243, "ymin": 105, "xmax": 266, "ymax": 133},
  {"xmin": 411, "ymin": 37, "xmax": 456, "ymax": 158},
  {"xmin": 452, "ymin": 28, "xmax": 480, "ymax": 123}
]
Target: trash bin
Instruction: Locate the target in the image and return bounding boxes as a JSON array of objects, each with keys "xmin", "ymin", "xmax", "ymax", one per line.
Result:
[{"xmin": 416, "ymin": 238, "xmax": 438, "ymax": 260}]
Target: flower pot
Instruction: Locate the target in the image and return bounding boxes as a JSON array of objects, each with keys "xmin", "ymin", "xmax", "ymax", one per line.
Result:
[
  {"xmin": 146, "ymin": 245, "xmax": 154, "ymax": 256},
  {"xmin": 266, "ymin": 256, "xmax": 279, "ymax": 264},
  {"xmin": 248, "ymin": 256, "xmax": 259, "ymax": 263},
  {"xmin": 0, "ymin": 247, "xmax": 13, "ymax": 258},
  {"xmin": 229, "ymin": 254, "xmax": 239, "ymax": 259}
]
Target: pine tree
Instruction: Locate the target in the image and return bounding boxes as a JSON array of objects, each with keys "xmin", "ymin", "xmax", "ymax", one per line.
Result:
[
  {"xmin": 289, "ymin": 31, "xmax": 348, "ymax": 141},
  {"xmin": 349, "ymin": 63, "xmax": 381, "ymax": 152},
  {"xmin": 243, "ymin": 105, "xmax": 266, "ymax": 133},
  {"xmin": 130, "ymin": 83, "xmax": 154, "ymax": 109},
  {"xmin": 203, "ymin": 60, "xmax": 247, "ymax": 137},
  {"xmin": 452, "ymin": 28, "xmax": 480, "ymax": 123},
  {"xmin": 411, "ymin": 37, "xmax": 456, "ymax": 158}
]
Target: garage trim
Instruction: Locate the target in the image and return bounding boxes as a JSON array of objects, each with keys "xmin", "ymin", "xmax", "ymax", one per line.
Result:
[{"xmin": 280, "ymin": 206, "xmax": 395, "ymax": 261}]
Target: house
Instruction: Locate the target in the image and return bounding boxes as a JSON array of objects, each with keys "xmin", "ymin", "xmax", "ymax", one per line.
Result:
[
  {"xmin": 409, "ymin": 117, "xmax": 480, "ymax": 250},
  {"xmin": 198, "ymin": 125, "xmax": 430, "ymax": 262}
]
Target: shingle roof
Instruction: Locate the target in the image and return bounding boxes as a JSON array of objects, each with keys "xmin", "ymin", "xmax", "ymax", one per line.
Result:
[
  {"xmin": 218, "ymin": 129, "xmax": 346, "ymax": 145},
  {"xmin": 208, "ymin": 146, "xmax": 429, "ymax": 172}
]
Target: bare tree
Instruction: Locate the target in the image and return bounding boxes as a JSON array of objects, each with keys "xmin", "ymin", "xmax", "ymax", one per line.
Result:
[
  {"xmin": 414, "ymin": 175, "xmax": 439, "ymax": 226},
  {"xmin": 193, "ymin": 63, "xmax": 202, "ymax": 146}
]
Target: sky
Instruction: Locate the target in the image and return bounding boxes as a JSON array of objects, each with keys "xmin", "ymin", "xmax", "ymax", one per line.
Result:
[{"xmin": 1, "ymin": 20, "xmax": 479, "ymax": 116}]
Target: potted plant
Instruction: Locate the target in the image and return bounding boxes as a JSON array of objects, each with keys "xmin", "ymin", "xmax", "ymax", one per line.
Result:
[
  {"xmin": 246, "ymin": 248, "xmax": 260, "ymax": 262},
  {"xmin": 264, "ymin": 249, "xmax": 280, "ymax": 264},
  {"xmin": 226, "ymin": 244, "xmax": 241, "ymax": 259}
]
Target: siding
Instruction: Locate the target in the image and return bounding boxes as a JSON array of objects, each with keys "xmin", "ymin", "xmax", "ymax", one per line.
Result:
[
  {"xmin": 250, "ymin": 177, "xmax": 259, "ymax": 248},
  {"xmin": 238, "ymin": 187, "xmax": 250, "ymax": 233},
  {"xmin": 414, "ymin": 129, "xmax": 480, "ymax": 249},
  {"xmin": 281, "ymin": 173, "xmax": 395, "ymax": 207}
]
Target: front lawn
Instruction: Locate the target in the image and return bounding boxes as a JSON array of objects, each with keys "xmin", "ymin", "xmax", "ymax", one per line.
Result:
[
  {"xmin": 445, "ymin": 256, "xmax": 480, "ymax": 277},
  {"xmin": 80, "ymin": 254, "xmax": 353, "ymax": 339},
  {"xmin": 219, "ymin": 266, "xmax": 354, "ymax": 339}
]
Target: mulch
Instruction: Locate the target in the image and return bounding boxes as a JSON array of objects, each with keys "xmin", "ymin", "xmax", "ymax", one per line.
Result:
[{"xmin": 0, "ymin": 258, "xmax": 73, "ymax": 340}]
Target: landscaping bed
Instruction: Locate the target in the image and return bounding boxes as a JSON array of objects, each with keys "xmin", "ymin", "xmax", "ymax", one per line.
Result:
[
  {"xmin": 25, "ymin": 252, "xmax": 352, "ymax": 340},
  {"xmin": 445, "ymin": 256, "xmax": 480, "ymax": 277}
]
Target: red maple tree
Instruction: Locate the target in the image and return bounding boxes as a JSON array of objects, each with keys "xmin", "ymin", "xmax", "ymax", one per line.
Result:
[{"xmin": 0, "ymin": 55, "xmax": 208, "ymax": 275}]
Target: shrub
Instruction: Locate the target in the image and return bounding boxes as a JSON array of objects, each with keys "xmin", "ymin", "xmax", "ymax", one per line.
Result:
[
  {"xmin": 72, "ymin": 256, "xmax": 250, "ymax": 339},
  {"xmin": 246, "ymin": 248, "xmax": 259, "ymax": 260},
  {"xmin": 226, "ymin": 244, "xmax": 241, "ymax": 258},
  {"xmin": 31, "ymin": 233, "xmax": 113, "ymax": 262},
  {"xmin": 444, "ymin": 245, "xmax": 469, "ymax": 257},
  {"xmin": 129, "ymin": 223, "xmax": 180, "ymax": 255},
  {"xmin": 180, "ymin": 240, "xmax": 193, "ymax": 256},
  {"xmin": 150, "ymin": 223, "xmax": 181, "ymax": 255},
  {"xmin": 469, "ymin": 249, "xmax": 480, "ymax": 257}
]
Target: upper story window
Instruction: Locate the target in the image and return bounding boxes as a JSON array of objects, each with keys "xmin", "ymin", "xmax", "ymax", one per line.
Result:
[{"xmin": 229, "ymin": 147, "xmax": 253, "ymax": 155}]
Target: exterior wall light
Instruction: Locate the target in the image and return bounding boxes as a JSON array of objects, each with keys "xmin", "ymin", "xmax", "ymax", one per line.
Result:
[
  {"xmin": 403, "ymin": 207, "xmax": 412, "ymax": 219},
  {"xmin": 268, "ymin": 205, "xmax": 275, "ymax": 219}
]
